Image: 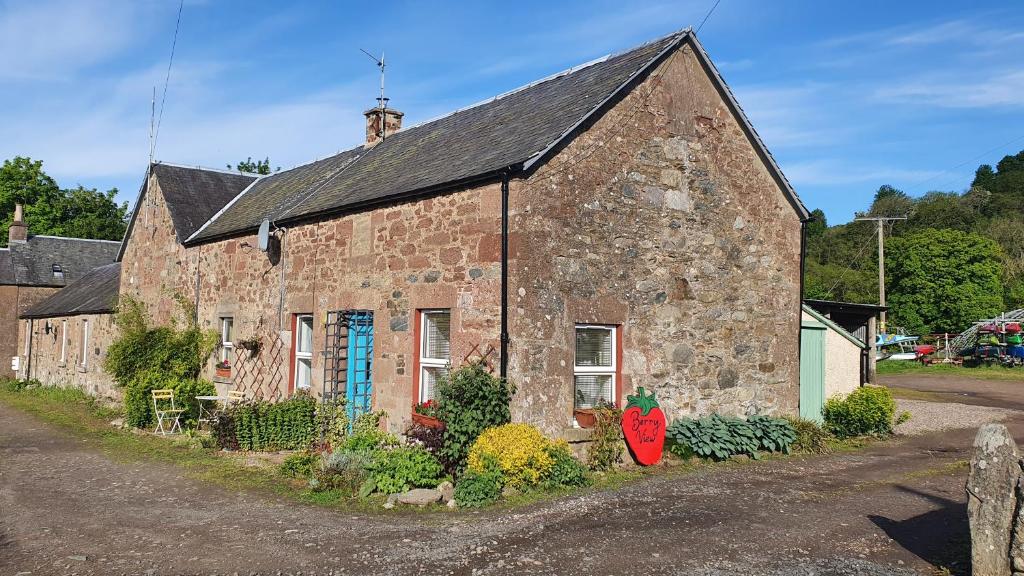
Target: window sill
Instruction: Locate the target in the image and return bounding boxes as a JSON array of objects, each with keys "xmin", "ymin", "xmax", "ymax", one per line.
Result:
[
  {"xmin": 76, "ymin": 365, "xmax": 87, "ymax": 373},
  {"xmin": 554, "ymin": 427, "xmax": 595, "ymax": 443},
  {"xmin": 212, "ymin": 376, "xmax": 233, "ymax": 385},
  {"xmin": 57, "ymin": 362, "xmax": 66, "ymax": 368}
]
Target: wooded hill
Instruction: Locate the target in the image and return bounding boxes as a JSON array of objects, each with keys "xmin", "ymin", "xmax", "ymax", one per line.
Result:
[{"xmin": 805, "ymin": 150, "xmax": 1024, "ymax": 336}]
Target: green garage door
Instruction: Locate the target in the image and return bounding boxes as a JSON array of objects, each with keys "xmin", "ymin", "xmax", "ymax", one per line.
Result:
[{"xmin": 800, "ymin": 321, "xmax": 827, "ymax": 422}]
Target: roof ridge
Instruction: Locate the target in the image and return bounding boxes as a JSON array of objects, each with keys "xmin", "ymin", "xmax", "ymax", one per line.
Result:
[
  {"xmin": 154, "ymin": 161, "xmax": 259, "ymax": 178},
  {"xmin": 29, "ymin": 235, "xmax": 121, "ymax": 244}
]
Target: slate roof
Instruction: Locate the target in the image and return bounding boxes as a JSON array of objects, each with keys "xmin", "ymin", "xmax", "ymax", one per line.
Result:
[
  {"xmin": 152, "ymin": 163, "xmax": 257, "ymax": 241},
  {"xmin": 21, "ymin": 262, "xmax": 121, "ymax": 319},
  {"xmin": 187, "ymin": 29, "xmax": 807, "ymax": 244},
  {"xmin": 0, "ymin": 235, "xmax": 119, "ymax": 287}
]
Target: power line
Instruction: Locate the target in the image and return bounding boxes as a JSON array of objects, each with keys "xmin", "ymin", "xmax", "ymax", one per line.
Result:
[
  {"xmin": 904, "ymin": 133, "xmax": 1024, "ymax": 195},
  {"xmin": 151, "ymin": 0, "xmax": 184, "ymax": 162},
  {"xmin": 697, "ymin": 0, "xmax": 723, "ymax": 33}
]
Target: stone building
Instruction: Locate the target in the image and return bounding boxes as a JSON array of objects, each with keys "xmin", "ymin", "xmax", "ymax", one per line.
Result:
[
  {"xmin": 14, "ymin": 163, "xmax": 254, "ymax": 394},
  {"xmin": 18, "ymin": 263, "xmax": 121, "ymax": 398},
  {"xmin": 19, "ymin": 29, "xmax": 810, "ymax": 437},
  {"xmin": 2, "ymin": 204, "xmax": 119, "ymax": 376}
]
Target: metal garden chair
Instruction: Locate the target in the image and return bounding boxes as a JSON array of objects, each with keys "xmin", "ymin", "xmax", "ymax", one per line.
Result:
[{"xmin": 151, "ymin": 389, "xmax": 185, "ymax": 435}]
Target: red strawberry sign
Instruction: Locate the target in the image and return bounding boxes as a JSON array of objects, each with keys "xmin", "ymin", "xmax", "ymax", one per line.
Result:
[{"xmin": 621, "ymin": 387, "xmax": 666, "ymax": 465}]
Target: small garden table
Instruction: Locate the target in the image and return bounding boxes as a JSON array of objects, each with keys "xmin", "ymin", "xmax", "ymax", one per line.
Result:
[{"xmin": 195, "ymin": 395, "xmax": 233, "ymax": 427}]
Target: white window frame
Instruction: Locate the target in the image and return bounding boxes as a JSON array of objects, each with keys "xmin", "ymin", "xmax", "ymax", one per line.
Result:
[
  {"xmin": 293, "ymin": 314, "xmax": 313, "ymax": 389},
  {"xmin": 418, "ymin": 309, "xmax": 451, "ymax": 403},
  {"xmin": 573, "ymin": 324, "xmax": 617, "ymax": 410},
  {"xmin": 219, "ymin": 317, "xmax": 234, "ymax": 363},
  {"xmin": 60, "ymin": 320, "xmax": 67, "ymax": 363},
  {"xmin": 79, "ymin": 319, "xmax": 90, "ymax": 368}
]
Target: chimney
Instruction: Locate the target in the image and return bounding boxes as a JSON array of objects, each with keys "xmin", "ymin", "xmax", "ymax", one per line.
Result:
[
  {"xmin": 363, "ymin": 104, "xmax": 403, "ymax": 147},
  {"xmin": 8, "ymin": 203, "xmax": 27, "ymax": 243}
]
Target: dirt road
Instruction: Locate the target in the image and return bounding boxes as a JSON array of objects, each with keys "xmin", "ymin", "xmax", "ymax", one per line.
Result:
[{"xmin": 1, "ymin": 381, "xmax": 1016, "ymax": 575}]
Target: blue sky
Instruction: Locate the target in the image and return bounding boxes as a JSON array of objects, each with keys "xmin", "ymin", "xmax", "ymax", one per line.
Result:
[{"xmin": 1, "ymin": 0, "xmax": 1021, "ymax": 225}]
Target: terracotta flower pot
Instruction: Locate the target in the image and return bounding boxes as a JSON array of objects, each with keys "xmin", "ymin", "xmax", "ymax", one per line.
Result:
[
  {"xmin": 411, "ymin": 412, "xmax": 444, "ymax": 429},
  {"xmin": 215, "ymin": 367, "xmax": 231, "ymax": 379},
  {"xmin": 574, "ymin": 409, "xmax": 597, "ymax": 429}
]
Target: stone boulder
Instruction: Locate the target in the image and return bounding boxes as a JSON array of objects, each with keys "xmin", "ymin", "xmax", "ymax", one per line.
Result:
[
  {"xmin": 968, "ymin": 423, "xmax": 1020, "ymax": 576},
  {"xmin": 437, "ymin": 481, "xmax": 454, "ymax": 503},
  {"xmin": 396, "ymin": 488, "xmax": 442, "ymax": 506}
]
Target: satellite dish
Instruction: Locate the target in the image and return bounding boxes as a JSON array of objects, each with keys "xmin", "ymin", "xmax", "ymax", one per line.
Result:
[{"xmin": 257, "ymin": 219, "xmax": 271, "ymax": 252}]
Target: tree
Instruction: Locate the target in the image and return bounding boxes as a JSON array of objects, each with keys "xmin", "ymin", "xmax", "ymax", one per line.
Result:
[
  {"xmin": 886, "ymin": 228, "xmax": 1004, "ymax": 334},
  {"xmin": 0, "ymin": 156, "xmax": 128, "ymax": 247},
  {"xmin": 868, "ymin": 185, "xmax": 912, "ymax": 218},
  {"xmin": 806, "ymin": 208, "xmax": 827, "ymax": 239},
  {"xmin": 228, "ymin": 156, "xmax": 278, "ymax": 175}
]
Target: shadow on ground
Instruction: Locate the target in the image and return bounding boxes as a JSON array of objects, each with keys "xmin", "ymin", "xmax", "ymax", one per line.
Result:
[{"xmin": 869, "ymin": 485, "xmax": 970, "ymax": 575}]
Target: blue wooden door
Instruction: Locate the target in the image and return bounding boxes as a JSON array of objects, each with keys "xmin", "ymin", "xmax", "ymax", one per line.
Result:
[
  {"xmin": 800, "ymin": 322, "xmax": 826, "ymax": 422},
  {"xmin": 346, "ymin": 312, "xmax": 373, "ymax": 425}
]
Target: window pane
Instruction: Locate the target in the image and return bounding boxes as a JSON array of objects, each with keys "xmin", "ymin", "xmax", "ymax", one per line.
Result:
[
  {"xmin": 576, "ymin": 327, "xmax": 612, "ymax": 367},
  {"xmin": 297, "ymin": 358, "xmax": 312, "ymax": 388},
  {"xmin": 423, "ymin": 311, "xmax": 451, "ymax": 360},
  {"xmin": 297, "ymin": 316, "xmax": 313, "ymax": 354},
  {"xmin": 574, "ymin": 374, "xmax": 613, "ymax": 409},
  {"xmin": 222, "ymin": 318, "xmax": 234, "ymax": 344},
  {"xmin": 421, "ymin": 366, "xmax": 448, "ymax": 401}
]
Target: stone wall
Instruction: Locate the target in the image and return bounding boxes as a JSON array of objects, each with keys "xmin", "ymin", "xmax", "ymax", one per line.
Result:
[
  {"xmin": 1, "ymin": 285, "xmax": 19, "ymax": 375},
  {"xmin": 507, "ymin": 41, "xmax": 802, "ymax": 435},
  {"xmin": 2, "ymin": 285, "xmax": 59, "ymax": 376},
  {"xmin": 119, "ymin": 170, "xmax": 194, "ymax": 324},
  {"xmin": 190, "ymin": 183, "xmax": 504, "ymax": 431},
  {"xmin": 17, "ymin": 313, "xmax": 119, "ymax": 399}
]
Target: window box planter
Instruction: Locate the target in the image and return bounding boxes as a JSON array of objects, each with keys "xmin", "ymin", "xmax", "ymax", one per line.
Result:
[
  {"xmin": 573, "ymin": 408, "xmax": 597, "ymax": 429},
  {"xmin": 215, "ymin": 366, "xmax": 232, "ymax": 379},
  {"xmin": 411, "ymin": 412, "xmax": 445, "ymax": 430}
]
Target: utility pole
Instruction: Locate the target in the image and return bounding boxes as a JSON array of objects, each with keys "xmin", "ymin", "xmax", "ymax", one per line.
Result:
[{"xmin": 854, "ymin": 216, "xmax": 906, "ymax": 333}]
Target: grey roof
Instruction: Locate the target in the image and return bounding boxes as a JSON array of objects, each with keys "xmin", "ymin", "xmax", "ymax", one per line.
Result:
[
  {"xmin": 21, "ymin": 262, "xmax": 121, "ymax": 319},
  {"xmin": 152, "ymin": 163, "xmax": 257, "ymax": 241},
  {"xmin": 116, "ymin": 163, "xmax": 256, "ymax": 260},
  {"xmin": 188, "ymin": 29, "xmax": 807, "ymax": 244},
  {"xmin": 0, "ymin": 235, "xmax": 119, "ymax": 287}
]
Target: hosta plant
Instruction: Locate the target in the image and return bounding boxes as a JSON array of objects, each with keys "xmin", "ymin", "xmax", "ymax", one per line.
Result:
[{"xmin": 747, "ymin": 415, "xmax": 797, "ymax": 453}]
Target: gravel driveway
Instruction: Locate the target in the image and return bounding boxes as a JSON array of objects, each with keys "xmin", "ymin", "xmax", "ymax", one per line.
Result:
[
  {"xmin": 895, "ymin": 398, "xmax": 1017, "ymax": 436},
  {"xmin": 2, "ymin": 398, "xmax": 1007, "ymax": 576}
]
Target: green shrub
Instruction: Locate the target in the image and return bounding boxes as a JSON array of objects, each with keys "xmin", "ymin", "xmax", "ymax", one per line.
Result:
[
  {"xmin": 104, "ymin": 295, "xmax": 218, "ymax": 386},
  {"xmin": 310, "ymin": 450, "xmax": 372, "ymax": 495},
  {"xmin": 587, "ymin": 404, "xmax": 623, "ymax": 471},
  {"xmin": 747, "ymin": 415, "xmax": 797, "ymax": 453},
  {"xmin": 784, "ymin": 416, "xmax": 833, "ymax": 454},
  {"xmin": 232, "ymin": 393, "xmax": 319, "ymax": 451},
  {"xmin": 823, "ymin": 386, "xmax": 898, "ymax": 439},
  {"xmin": 123, "ymin": 370, "xmax": 215, "ymax": 429},
  {"xmin": 0, "ymin": 377, "xmax": 36, "ymax": 392},
  {"xmin": 366, "ymin": 446, "xmax": 445, "ymax": 494},
  {"xmin": 454, "ymin": 455, "xmax": 504, "ymax": 508},
  {"xmin": 314, "ymin": 398, "xmax": 348, "ymax": 450},
  {"xmin": 435, "ymin": 361, "xmax": 514, "ymax": 470},
  {"xmin": 212, "ymin": 410, "xmax": 239, "ymax": 450},
  {"xmin": 339, "ymin": 411, "xmax": 398, "ymax": 453},
  {"xmin": 280, "ymin": 451, "xmax": 319, "ymax": 478},
  {"xmin": 543, "ymin": 444, "xmax": 591, "ymax": 489},
  {"xmin": 667, "ymin": 414, "xmax": 794, "ymax": 461}
]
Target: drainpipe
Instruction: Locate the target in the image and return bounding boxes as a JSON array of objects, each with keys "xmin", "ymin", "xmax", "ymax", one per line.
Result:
[
  {"xmin": 797, "ymin": 218, "xmax": 808, "ymax": 373},
  {"xmin": 500, "ymin": 171, "xmax": 510, "ymax": 381}
]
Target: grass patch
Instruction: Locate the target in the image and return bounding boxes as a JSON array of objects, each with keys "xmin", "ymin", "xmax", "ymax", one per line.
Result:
[
  {"xmin": 877, "ymin": 361, "xmax": 1024, "ymax": 381},
  {"xmin": 0, "ymin": 383, "xmax": 382, "ymax": 512},
  {"xmin": 887, "ymin": 386, "xmax": 948, "ymax": 402}
]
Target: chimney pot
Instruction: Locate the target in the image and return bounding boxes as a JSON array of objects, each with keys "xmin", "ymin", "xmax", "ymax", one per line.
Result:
[
  {"xmin": 9, "ymin": 203, "xmax": 27, "ymax": 243},
  {"xmin": 363, "ymin": 106, "xmax": 404, "ymax": 147}
]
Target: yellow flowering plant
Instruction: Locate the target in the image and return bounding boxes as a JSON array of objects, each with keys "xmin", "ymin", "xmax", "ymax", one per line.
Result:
[{"xmin": 467, "ymin": 423, "xmax": 554, "ymax": 489}]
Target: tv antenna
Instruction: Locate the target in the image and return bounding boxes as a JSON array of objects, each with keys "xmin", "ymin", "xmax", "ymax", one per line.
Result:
[{"xmin": 360, "ymin": 48, "xmax": 389, "ymax": 140}]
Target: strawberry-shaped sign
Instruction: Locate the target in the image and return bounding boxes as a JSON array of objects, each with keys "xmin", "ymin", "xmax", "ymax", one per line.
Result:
[{"xmin": 620, "ymin": 387, "xmax": 666, "ymax": 465}]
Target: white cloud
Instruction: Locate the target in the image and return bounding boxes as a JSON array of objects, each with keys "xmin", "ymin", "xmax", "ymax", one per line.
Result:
[
  {"xmin": 0, "ymin": 0, "xmax": 147, "ymax": 81},
  {"xmin": 875, "ymin": 70, "xmax": 1024, "ymax": 109},
  {"xmin": 731, "ymin": 84, "xmax": 849, "ymax": 148},
  {"xmin": 783, "ymin": 159, "xmax": 946, "ymax": 188}
]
